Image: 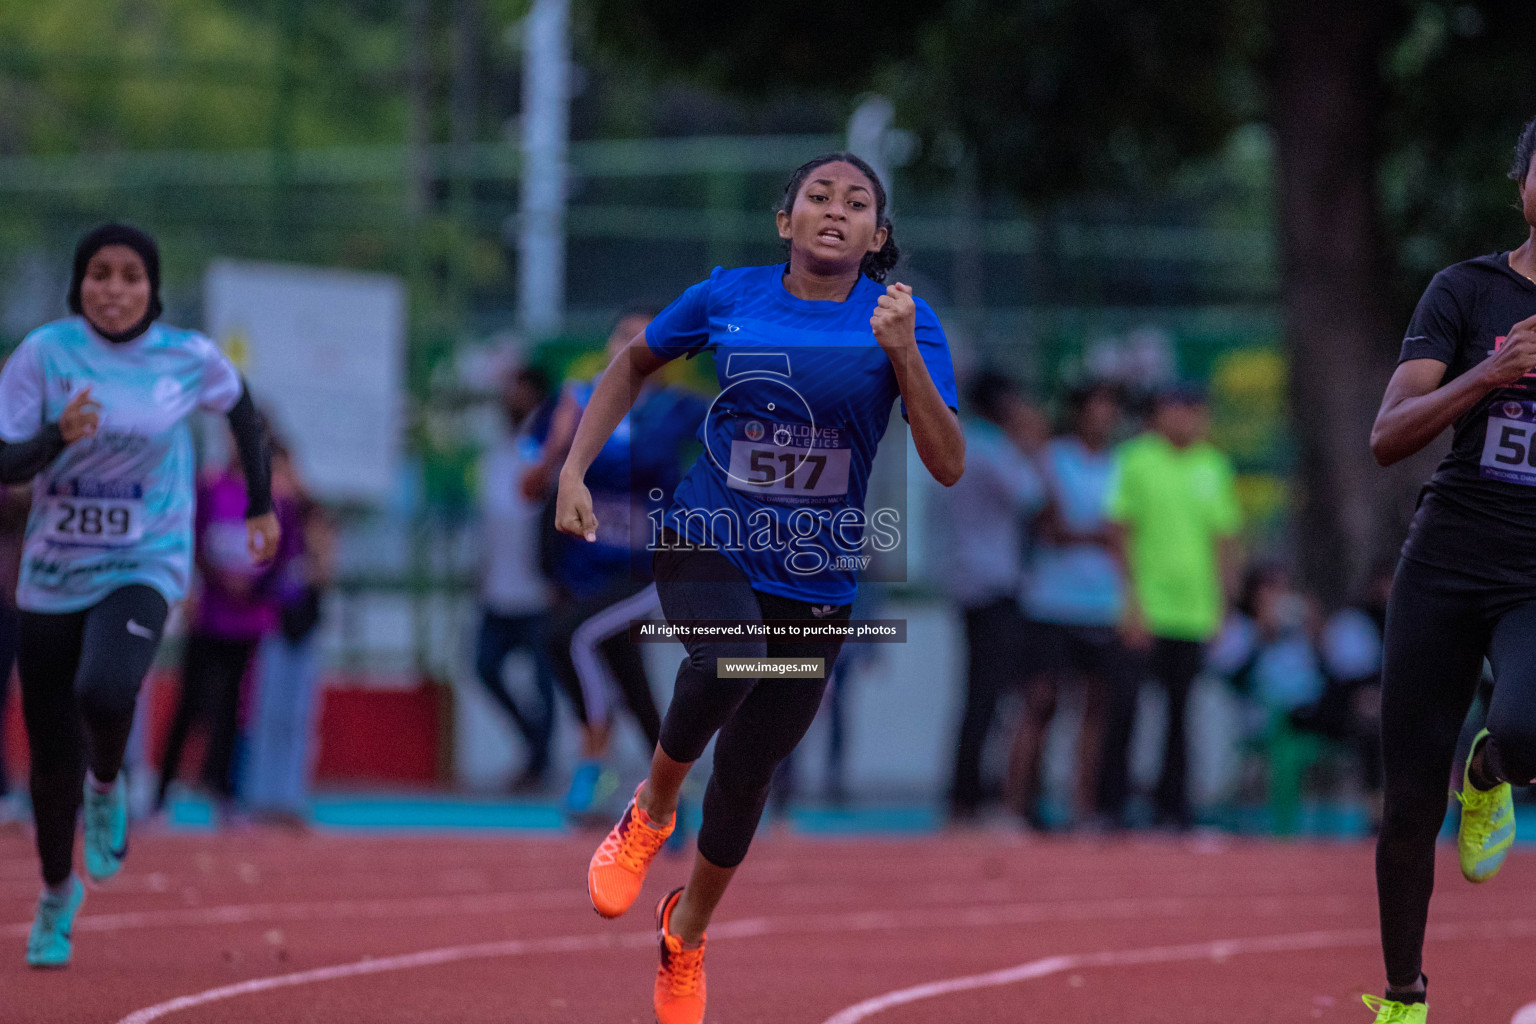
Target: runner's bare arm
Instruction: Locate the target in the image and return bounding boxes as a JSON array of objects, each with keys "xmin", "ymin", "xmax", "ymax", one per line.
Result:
[
  {"xmin": 871, "ymin": 283, "xmax": 964, "ymax": 486},
  {"xmin": 1373, "ymin": 313, "xmax": 1536, "ymax": 466},
  {"xmin": 555, "ymin": 334, "xmax": 669, "ymax": 541},
  {"xmin": 520, "ymin": 393, "xmax": 580, "ymax": 500}
]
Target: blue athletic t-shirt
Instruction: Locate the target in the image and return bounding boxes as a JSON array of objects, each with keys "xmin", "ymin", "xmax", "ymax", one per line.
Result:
[{"xmin": 646, "ymin": 264, "xmax": 958, "ymax": 604}]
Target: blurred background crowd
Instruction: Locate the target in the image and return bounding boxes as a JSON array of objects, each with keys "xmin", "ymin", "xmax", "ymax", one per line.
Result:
[{"xmin": 0, "ymin": 0, "xmax": 1534, "ymax": 839}]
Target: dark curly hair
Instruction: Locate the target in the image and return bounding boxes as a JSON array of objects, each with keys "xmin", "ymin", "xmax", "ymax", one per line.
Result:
[
  {"xmin": 778, "ymin": 152, "xmax": 900, "ymax": 283},
  {"xmin": 1511, "ymin": 115, "xmax": 1536, "ymax": 184}
]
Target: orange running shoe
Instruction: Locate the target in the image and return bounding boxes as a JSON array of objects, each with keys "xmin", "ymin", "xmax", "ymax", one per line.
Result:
[
  {"xmin": 588, "ymin": 782, "xmax": 674, "ymax": 918},
  {"xmin": 654, "ymin": 886, "xmax": 706, "ymax": 1024}
]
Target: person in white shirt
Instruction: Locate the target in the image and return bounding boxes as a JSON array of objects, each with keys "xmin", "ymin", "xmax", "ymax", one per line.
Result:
[
  {"xmin": 475, "ymin": 364, "xmax": 558, "ymax": 791},
  {"xmin": 939, "ymin": 370, "xmax": 1048, "ymax": 821}
]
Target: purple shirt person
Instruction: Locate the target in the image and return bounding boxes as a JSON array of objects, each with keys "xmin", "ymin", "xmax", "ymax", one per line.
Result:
[
  {"xmin": 192, "ymin": 469, "xmax": 299, "ymax": 639},
  {"xmin": 156, "ymin": 462, "xmax": 299, "ymax": 814}
]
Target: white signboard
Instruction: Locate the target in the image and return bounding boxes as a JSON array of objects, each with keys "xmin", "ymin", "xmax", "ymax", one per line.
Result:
[{"xmin": 204, "ymin": 260, "xmax": 406, "ymax": 504}]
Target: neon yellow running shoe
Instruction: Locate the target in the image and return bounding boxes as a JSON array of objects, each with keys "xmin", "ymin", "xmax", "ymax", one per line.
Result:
[
  {"xmin": 1457, "ymin": 728, "xmax": 1515, "ymax": 883},
  {"xmin": 1362, "ymin": 994, "xmax": 1426, "ymax": 1022}
]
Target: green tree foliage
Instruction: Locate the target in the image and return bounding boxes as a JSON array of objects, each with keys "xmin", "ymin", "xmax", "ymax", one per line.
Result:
[
  {"xmin": 881, "ymin": 0, "xmax": 1257, "ymax": 201},
  {"xmin": 0, "ymin": 0, "xmax": 407, "ymax": 155},
  {"xmin": 1383, "ymin": 1, "xmax": 1536, "ymax": 285},
  {"xmin": 591, "ymin": 0, "xmax": 1255, "ymax": 200},
  {"xmin": 585, "ymin": 0, "xmax": 932, "ymax": 96},
  {"xmin": 8, "ymin": 0, "xmax": 1536, "ymax": 591}
]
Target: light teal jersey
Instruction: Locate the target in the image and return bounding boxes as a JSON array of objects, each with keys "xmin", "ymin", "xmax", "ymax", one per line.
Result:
[
  {"xmin": 0, "ymin": 318, "xmax": 243, "ymax": 612},
  {"xmin": 1024, "ymin": 436, "xmax": 1125, "ymax": 626}
]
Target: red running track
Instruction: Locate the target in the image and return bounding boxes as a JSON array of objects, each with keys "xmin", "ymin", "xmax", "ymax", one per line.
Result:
[{"xmin": 2, "ymin": 823, "xmax": 1535, "ymax": 1023}]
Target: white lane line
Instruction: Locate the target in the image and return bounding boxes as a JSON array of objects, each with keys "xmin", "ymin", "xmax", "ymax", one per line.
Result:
[
  {"xmin": 112, "ymin": 921, "xmax": 783, "ymax": 1024},
  {"xmin": 108, "ymin": 893, "xmax": 1372, "ymax": 1024},
  {"xmin": 0, "ymin": 888, "xmax": 581, "ymax": 939},
  {"xmin": 1, "ymin": 878, "xmax": 1359, "ymax": 940},
  {"xmin": 113, "ymin": 930, "xmax": 661, "ymax": 1024},
  {"xmin": 818, "ymin": 917, "xmax": 1536, "ymax": 1024},
  {"xmin": 4, "ymin": 875, "xmax": 1027, "ymax": 934},
  {"xmin": 1513, "ymin": 1000, "xmax": 1536, "ymax": 1024}
]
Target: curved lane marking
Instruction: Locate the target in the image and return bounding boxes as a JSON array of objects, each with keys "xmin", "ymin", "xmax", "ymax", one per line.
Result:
[
  {"xmin": 109, "ymin": 892, "xmax": 1438, "ymax": 1024},
  {"xmin": 818, "ymin": 918, "xmax": 1536, "ymax": 1024}
]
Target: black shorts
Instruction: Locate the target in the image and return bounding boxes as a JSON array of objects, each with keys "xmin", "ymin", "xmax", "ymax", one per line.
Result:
[{"xmin": 1031, "ymin": 621, "xmax": 1124, "ymax": 683}]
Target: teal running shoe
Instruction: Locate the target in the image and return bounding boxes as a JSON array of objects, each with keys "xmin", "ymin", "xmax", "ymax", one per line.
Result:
[
  {"xmin": 565, "ymin": 760, "xmax": 603, "ymax": 816},
  {"xmin": 663, "ymin": 796, "xmax": 692, "ymax": 858},
  {"xmin": 26, "ymin": 877, "xmax": 84, "ymax": 968},
  {"xmin": 565, "ymin": 761, "xmax": 620, "ymax": 819},
  {"xmin": 591, "ymin": 767, "xmax": 620, "ymax": 813},
  {"xmin": 83, "ymin": 775, "xmax": 129, "ymax": 883}
]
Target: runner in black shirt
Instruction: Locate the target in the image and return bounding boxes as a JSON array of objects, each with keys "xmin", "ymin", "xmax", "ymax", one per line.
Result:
[{"xmin": 1363, "ymin": 116, "xmax": 1536, "ymax": 1023}]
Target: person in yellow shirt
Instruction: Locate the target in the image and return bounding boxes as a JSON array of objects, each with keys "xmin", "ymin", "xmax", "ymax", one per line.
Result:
[{"xmin": 1103, "ymin": 383, "xmax": 1241, "ymax": 829}]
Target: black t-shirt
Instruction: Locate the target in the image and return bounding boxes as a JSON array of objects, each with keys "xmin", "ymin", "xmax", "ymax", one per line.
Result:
[{"xmin": 1400, "ymin": 252, "xmax": 1536, "ymax": 581}]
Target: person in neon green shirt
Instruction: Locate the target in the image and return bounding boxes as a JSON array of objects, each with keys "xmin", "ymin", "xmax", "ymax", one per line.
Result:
[{"xmin": 1102, "ymin": 384, "xmax": 1241, "ymax": 829}]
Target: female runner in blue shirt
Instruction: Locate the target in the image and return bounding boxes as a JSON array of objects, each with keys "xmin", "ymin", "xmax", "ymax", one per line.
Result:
[{"xmin": 557, "ymin": 153, "xmax": 963, "ymax": 1024}]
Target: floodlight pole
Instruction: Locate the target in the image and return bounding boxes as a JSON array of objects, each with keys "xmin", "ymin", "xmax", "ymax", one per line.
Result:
[
  {"xmin": 518, "ymin": 0, "xmax": 570, "ymax": 339},
  {"xmin": 270, "ymin": 0, "xmax": 301, "ymax": 249},
  {"xmin": 449, "ymin": 0, "xmax": 481, "ymax": 324},
  {"xmin": 846, "ymin": 95, "xmax": 896, "ymax": 215}
]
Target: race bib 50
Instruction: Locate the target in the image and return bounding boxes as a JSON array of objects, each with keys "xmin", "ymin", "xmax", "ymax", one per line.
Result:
[{"xmin": 1481, "ymin": 400, "xmax": 1536, "ymax": 485}]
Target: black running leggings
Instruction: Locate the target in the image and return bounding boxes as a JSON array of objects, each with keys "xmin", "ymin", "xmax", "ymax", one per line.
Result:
[
  {"xmin": 654, "ymin": 543, "xmax": 849, "ymax": 869},
  {"xmin": 543, "ymin": 578, "xmax": 661, "ymax": 745},
  {"xmin": 1377, "ymin": 557, "xmax": 1536, "ymax": 988},
  {"xmin": 950, "ymin": 597, "xmax": 1027, "ymax": 815},
  {"xmin": 17, "ymin": 585, "xmax": 168, "ymax": 885},
  {"xmin": 0, "ymin": 603, "xmax": 16, "ymax": 800}
]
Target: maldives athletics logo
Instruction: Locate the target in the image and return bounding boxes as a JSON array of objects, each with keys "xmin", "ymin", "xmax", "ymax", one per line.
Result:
[
  {"xmin": 744, "ymin": 420, "xmax": 765, "ymax": 442},
  {"xmin": 152, "ymin": 376, "xmax": 184, "ymax": 407}
]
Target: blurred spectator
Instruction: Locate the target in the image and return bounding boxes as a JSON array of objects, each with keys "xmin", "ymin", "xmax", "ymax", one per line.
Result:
[
  {"xmin": 0, "ymin": 482, "xmax": 26, "ymax": 826},
  {"xmin": 1104, "ymin": 383, "xmax": 1242, "ymax": 829},
  {"xmin": 1212, "ymin": 562, "xmax": 1326, "ymax": 712},
  {"xmin": 939, "ymin": 370, "xmax": 1049, "ymax": 822},
  {"xmin": 156, "ymin": 443, "xmax": 298, "ymax": 815},
  {"xmin": 1208, "ymin": 561, "xmax": 1327, "ymax": 834},
  {"xmin": 470, "ymin": 365, "xmax": 559, "ymax": 793},
  {"xmin": 527, "ymin": 306, "xmax": 709, "ymax": 818},
  {"xmin": 1010, "ymin": 382, "xmax": 1132, "ymax": 830},
  {"xmin": 245, "ymin": 442, "xmax": 335, "ymax": 826},
  {"xmin": 1289, "ymin": 560, "xmax": 1393, "ymax": 823}
]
